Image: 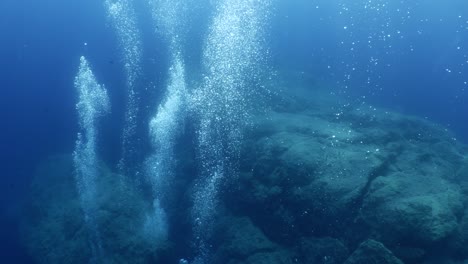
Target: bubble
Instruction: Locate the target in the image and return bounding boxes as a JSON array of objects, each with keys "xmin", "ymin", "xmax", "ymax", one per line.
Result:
[
  {"xmin": 191, "ymin": 0, "xmax": 272, "ymax": 260},
  {"xmin": 104, "ymin": 0, "xmax": 143, "ymax": 174},
  {"xmin": 73, "ymin": 56, "xmax": 110, "ymax": 261}
]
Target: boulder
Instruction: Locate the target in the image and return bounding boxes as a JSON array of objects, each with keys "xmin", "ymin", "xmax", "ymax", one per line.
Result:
[
  {"xmin": 230, "ymin": 106, "xmax": 467, "ymax": 261},
  {"xmin": 215, "ymin": 216, "xmax": 277, "ymax": 260},
  {"xmin": 361, "ymin": 172, "xmax": 463, "ymax": 245},
  {"xmin": 214, "ymin": 216, "xmax": 287, "ymax": 264},
  {"xmin": 344, "ymin": 239, "xmax": 403, "ymax": 264}
]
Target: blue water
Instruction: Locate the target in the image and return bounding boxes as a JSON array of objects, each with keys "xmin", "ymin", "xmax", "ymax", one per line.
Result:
[
  {"xmin": 270, "ymin": 0, "xmax": 468, "ymax": 138},
  {"xmin": 1, "ymin": 0, "xmax": 467, "ymax": 263}
]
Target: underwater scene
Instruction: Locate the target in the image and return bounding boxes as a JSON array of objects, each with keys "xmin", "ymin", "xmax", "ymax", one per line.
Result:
[{"xmin": 1, "ymin": 0, "xmax": 468, "ymax": 263}]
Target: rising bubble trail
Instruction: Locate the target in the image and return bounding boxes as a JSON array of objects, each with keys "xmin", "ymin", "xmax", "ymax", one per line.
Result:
[
  {"xmin": 190, "ymin": 0, "xmax": 271, "ymax": 262},
  {"xmin": 73, "ymin": 56, "xmax": 111, "ymax": 263},
  {"xmin": 104, "ymin": 0, "xmax": 143, "ymax": 175}
]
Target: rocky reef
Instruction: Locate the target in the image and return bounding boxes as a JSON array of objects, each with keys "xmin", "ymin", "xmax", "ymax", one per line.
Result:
[
  {"xmin": 21, "ymin": 87, "xmax": 468, "ymax": 263},
  {"xmin": 21, "ymin": 155, "xmax": 166, "ymax": 264},
  {"xmin": 218, "ymin": 89, "xmax": 468, "ymax": 263}
]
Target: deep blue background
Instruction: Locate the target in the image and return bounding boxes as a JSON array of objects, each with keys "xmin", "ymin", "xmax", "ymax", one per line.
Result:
[
  {"xmin": 0, "ymin": 0, "xmax": 119, "ymax": 262},
  {"xmin": 1, "ymin": 0, "xmax": 467, "ymax": 262}
]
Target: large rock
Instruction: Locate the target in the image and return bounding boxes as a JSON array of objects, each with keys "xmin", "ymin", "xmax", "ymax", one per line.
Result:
[
  {"xmin": 447, "ymin": 208, "xmax": 468, "ymax": 259},
  {"xmin": 216, "ymin": 216, "xmax": 277, "ymax": 259},
  {"xmin": 344, "ymin": 239, "xmax": 403, "ymax": 264},
  {"xmin": 456, "ymin": 163, "xmax": 468, "ymax": 203},
  {"xmin": 243, "ymin": 250, "xmax": 294, "ymax": 264},
  {"xmin": 21, "ymin": 155, "xmax": 164, "ymax": 264},
  {"xmin": 230, "ymin": 105, "xmax": 467, "ymax": 261},
  {"xmin": 358, "ymin": 115, "xmax": 465, "ymax": 246},
  {"xmin": 297, "ymin": 237, "xmax": 349, "ymax": 264},
  {"xmin": 214, "ymin": 216, "xmax": 292, "ymax": 264},
  {"xmin": 360, "ymin": 171, "xmax": 463, "ymax": 245},
  {"xmin": 237, "ymin": 110, "xmax": 388, "ymax": 238},
  {"xmin": 21, "ymin": 155, "xmax": 92, "ymax": 263}
]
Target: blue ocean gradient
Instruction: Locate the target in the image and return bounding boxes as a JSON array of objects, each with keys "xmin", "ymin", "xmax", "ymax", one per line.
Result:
[{"xmin": 0, "ymin": 0, "xmax": 467, "ymax": 262}]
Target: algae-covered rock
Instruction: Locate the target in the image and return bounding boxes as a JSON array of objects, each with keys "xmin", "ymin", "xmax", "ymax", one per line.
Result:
[
  {"xmin": 21, "ymin": 155, "xmax": 91, "ymax": 263},
  {"xmin": 344, "ymin": 239, "xmax": 403, "ymax": 264},
  {"xmin": 354, "ymin": 110, "xmax": 465, "ymax": 247},
  {"xmin": 361, "ymin": 172, "xmax": 463, "ymax": 244},
  {"xmin": 213, "ymin": 216, "xmax": 297, "ymax": 264},
  {"xmin": 457, "ymin": 162, "xmax": 468, "ymax": 203},
  {"xmin": 237, "ymin": 110, "xmax": 388, "ymax": 237},
  {"xmin": 229, "ymin": 103, "xmax": 468, "ymax": 262},
  {"xmin": 244, "ymin": 250, "xmax": 294, "ymax": 264},
  {"xmin": 298, "ymin": 237, "xmax": 349, "ymax": 264},
  {"xmin": 21, "ymin": 155, "xmax": 165, "ymax": 264},
  {"xmin": 448, "ymin": 208, "xmax": 468, "ymax": 259},
  {"xmin": 224, "ymin": 250, "xmax": 294, "ymax": 264},
  {"xmin": 214, "ymin": 216, "xmax": 278, "ymax": 262}
]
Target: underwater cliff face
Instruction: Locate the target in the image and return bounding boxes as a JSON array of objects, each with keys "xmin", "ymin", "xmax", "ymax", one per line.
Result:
[{"xmin": 1, "ymin": 0, "xmax": 468, "ymax": 264}]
